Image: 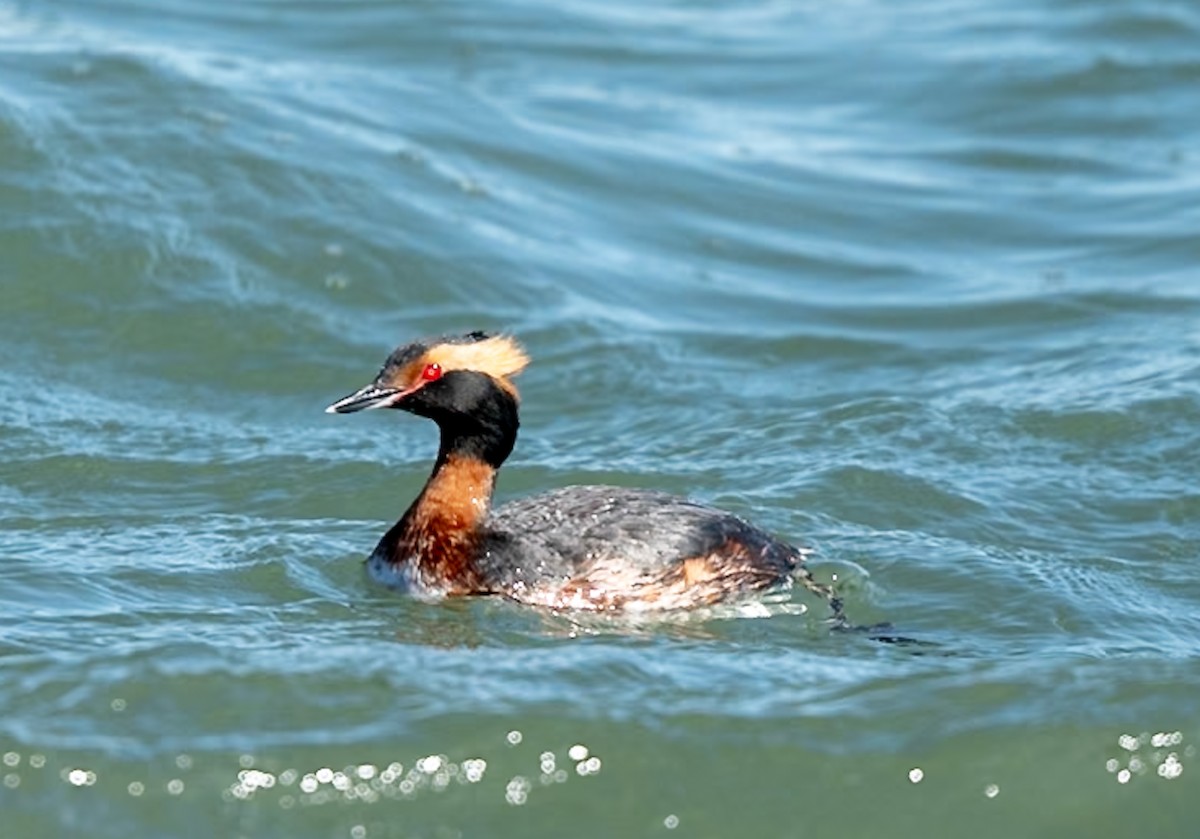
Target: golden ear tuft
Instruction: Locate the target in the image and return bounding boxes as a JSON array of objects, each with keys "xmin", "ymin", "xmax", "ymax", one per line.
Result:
[{"xmin": 426, "ymin": 334, "xmax": 530, "ymax": 396}]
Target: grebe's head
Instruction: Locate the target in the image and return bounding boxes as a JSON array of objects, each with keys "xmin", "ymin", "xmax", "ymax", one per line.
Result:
[{"xmin": 326, "ymin": 331, "xmax": 529, "ymax": 420}]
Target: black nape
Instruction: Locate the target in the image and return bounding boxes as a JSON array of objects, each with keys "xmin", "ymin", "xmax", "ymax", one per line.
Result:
[{"xmin": 418, "ymin": 370, "xmax": 520, "ymax": 468}]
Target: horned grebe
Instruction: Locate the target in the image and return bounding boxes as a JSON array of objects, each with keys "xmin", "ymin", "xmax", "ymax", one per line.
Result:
[{"xmin": 327, "ymin": 331, "xmax": 843, "ymax": 616}]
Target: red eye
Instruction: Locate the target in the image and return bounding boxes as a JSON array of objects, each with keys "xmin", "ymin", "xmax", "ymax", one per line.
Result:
[{"xmin": 421, "ymin": 362, "xmax": 442, "ymax": 382}]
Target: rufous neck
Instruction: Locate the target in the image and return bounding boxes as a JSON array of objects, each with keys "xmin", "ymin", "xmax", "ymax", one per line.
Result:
[
  {"xmin": 415, "ymin": 453, "xmax": 497, "ymax": 530},
  {"xmin": 394, "ymin": 453, "xmax": 497, "ymax": 592}
]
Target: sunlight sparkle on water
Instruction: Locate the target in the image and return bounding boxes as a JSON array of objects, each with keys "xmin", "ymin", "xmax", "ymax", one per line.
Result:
[
  {"xmin": 65, "ymin": 768, "xmax": 97, "ymax": 787},
  {"xmin": 1157, "ymin": 754, "xmax": 1183, "ymax": 780},
  {"xmin": 1108, "ymin": 730, "xmax": 1187, "ymax": 784},
  {"xmin": 575, "ymin": 756, "xmax": 602, "ymax": 776},
  {"xmin": 505, "ymin": 775, "xmax": 531, "ymax": 806},
  {"xmin": 462, "ymin": 758, "xmax": 487, "ymax": 783},
  {"xmin": 237, "ymin": 769, "xmax": 277, "ymax": 793},
  {"xmin": 5, "ymin": 731, "xmax": 599, "ymax": 810},
  {"xmin": 215, "ymin": 737, "xmax": 584, "ymax": 808},
  {"xmin": 1151, "ymin": 731, "xmax": 1184, "ymax": 748}
]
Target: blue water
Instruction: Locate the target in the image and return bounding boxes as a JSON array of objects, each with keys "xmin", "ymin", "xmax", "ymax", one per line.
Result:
[{"xmin": 1, "ymin": 0, "xmax": 1198, "ymax": 836}]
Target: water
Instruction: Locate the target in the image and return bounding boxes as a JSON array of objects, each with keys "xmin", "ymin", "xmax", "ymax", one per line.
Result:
[{"xmin": 2, "ymin": 0, "xmax": 1198, "ymax": 835}]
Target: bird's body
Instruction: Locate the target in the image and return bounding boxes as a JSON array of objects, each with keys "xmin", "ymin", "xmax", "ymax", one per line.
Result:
[
  {"xmin": 372, "ymin": 482, "xmax": 812, "ymax": 611},
  {"xmin": 327, "ymin": 331, "xmax": 840, "ymax": 615}
]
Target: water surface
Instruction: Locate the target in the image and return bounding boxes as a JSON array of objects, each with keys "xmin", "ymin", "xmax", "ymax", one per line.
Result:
[{"xmin": 2, "ymin": 0, "xmax": 1198, "ymax": 836}]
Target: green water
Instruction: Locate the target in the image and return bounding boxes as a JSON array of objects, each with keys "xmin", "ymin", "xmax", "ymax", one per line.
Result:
[{"xmin": 2, "ymin": 0, "xmax": 1198, "ymax": 836}]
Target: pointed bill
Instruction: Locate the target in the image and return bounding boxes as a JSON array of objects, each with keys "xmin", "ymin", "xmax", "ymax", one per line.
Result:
[{"xmin": 325, "ymin": 383, "xmax": 405, "ymax": 414}]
